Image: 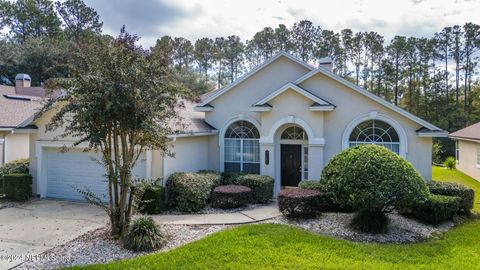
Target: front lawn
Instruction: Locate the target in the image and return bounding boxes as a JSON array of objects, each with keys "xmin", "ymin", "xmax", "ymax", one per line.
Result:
[
  {"xmin": 432, "ymin": 165, "xmax": 480, "ymax": 212},
  {"xmin": 73, "ymin": 221, "xmax": 480, "ymax": 270},
  {"xmin": 71, "ymin": 166, "xmax": 480, "ymax": 270}
]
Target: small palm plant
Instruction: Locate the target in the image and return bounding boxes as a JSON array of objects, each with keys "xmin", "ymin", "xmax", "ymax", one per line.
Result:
[{"xmin": 444, "ymin": 157, "xmax": 456, "ymax": 170}]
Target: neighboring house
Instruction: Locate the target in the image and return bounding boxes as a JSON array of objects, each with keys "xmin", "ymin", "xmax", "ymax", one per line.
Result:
[
  {"xmin": 0, "ymin": 74, "xmax": 46, "ymax": 165},
  {"xmin": 20, "ymin": 52, "xmax": 447, "ymax": 201},
  {"xmin": 449, "ymin": 122, "xmax": 480, "ymax": 180}
]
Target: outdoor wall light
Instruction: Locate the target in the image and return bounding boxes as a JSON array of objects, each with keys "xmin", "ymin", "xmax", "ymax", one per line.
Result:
[{"xmin": 265, "ymin": 150, "xmax": 269, "ymax": 165}]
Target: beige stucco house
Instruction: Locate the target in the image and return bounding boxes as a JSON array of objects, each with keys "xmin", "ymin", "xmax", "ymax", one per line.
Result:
[
  {"xmin": 450, "ymin": 122, "xmax": 480, "ymax": 180},
  {"xmin": 6, "ymin": 53, "xmax": 448, "ymax": 201}
]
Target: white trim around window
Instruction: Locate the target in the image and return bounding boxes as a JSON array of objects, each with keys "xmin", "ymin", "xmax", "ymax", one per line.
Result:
[
  {"xmin": 219, "ymin": 115, "xmax": 261, "ymax": 172},
  {"xmin": 341, "ymin": 112, "xmax": 408, "ymax": 157}
]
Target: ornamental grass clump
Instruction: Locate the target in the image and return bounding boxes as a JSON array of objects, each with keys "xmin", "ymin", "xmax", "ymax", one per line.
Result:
[
  {"xmin": 320, "ymin": 144, "xmax": 429, "ymax": 234},
  {"xmin": 123, "ymin": 217, "xmax": 165, "ymax": 252}
]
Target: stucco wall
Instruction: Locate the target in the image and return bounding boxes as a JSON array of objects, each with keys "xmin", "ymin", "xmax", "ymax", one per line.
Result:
[
  {"xmin": 457, "ymin": 140, "xmax": 480, "ymax": 180},
  {"xmin": 206, "ymin": 56, "xmax": 311, "ymax": 130},
  {"xmin": 163, "ymin": 136, "xmax": 211, "ymax": 179},
  {"xmin": 4, "ymin": 133, "xmax": 30, "ymax": 163}
]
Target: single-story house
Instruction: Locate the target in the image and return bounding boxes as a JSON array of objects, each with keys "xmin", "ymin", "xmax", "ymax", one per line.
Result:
[
  {"xmin": 7, "ymin": 52, "xmax": 448, "ymax": 201},
  {"xmin": 449, "ymin": 122, "xmax": 480, "ymax": 180}
]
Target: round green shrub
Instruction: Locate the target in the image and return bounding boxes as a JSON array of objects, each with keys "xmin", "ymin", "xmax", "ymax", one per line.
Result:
[
  {"xmin": 232, "ymin": 174, "xmax": 274, "ymax": 203},
  {"xmin": 320, "ymin": 145, "xmax": 429, "ymax": 233},
  {"xmin": 278, "ymin": 188, "xmax": 322, "ymax": 218},
  {"xmin": 123, "ymin": 217, "xmax": 165, "ymax": 252},
  {"xmin": 444, "ymin": 156, "xmax": 456, "ymax": 170},
  {"xmin": 320, "ymin": 145, "xmax": 429, "ymax": 211},
  {"xmin": 139, "ymin": 185, "xmax": 166, "ymax": 214},
  {"xmin": 350, "ymin": 209, "xmax": 389, "ymax": 234},
  {"xmin": 211, "ymin": 185, "xmax": 251, "ymax": 209},
  {"xmin": 427, "ymin": 181, "xmax": 474, "ymax": 214},
  {"xmin": 410, "ymin": 194, "xmax": 461, "ymax": 224},
  {"xmin": 167, "ymin": 172, "xmax": 220, "ymax": 212}
]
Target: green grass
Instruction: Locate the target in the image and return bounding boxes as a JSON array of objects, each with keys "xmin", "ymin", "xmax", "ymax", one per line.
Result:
[
  {"xmin": 71, "ymin": 166, "xmax": 480, "ymax": 270},
  {"xmin": 432, "ymin": 165, "xmax": 480, "ymax": 212}
]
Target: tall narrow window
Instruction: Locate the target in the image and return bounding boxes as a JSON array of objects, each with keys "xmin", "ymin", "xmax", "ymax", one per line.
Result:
[
  {"xmin": 456, "ymin": 140, "xmax": 460, "ymax": 163},
  {"xmin": 348, "ymin": 119, "xmax": 400, "ymax": 154},
  {"xmin": 224, "ymin": 121, "xmax": 260, "ymax": 173}
]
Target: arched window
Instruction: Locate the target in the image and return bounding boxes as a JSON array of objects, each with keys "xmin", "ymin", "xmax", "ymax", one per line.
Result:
[
  {"xmin": 281, "ymin": 126, "xmax": 308, "ymax": 140},
  {"xmin": 348, "ymin": 119, "xmax": 400, "ymax": 154},
  {"xmin": 224, "ymin": 121, "xmax": 260, "ymax": 173}
]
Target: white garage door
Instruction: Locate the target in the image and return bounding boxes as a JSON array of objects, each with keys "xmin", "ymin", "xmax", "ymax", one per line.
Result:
[{"xmin": 46, "ymin": 149, "xmax": 147, "ymax": 201}]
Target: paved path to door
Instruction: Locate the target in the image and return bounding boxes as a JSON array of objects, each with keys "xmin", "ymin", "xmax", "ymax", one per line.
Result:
[
  {"xmin": 152, "ymin": 203, "xmax": 281, "ymax": 225},
  {"xmin": 0, "ymin": 200, "xmax": 106, "ymax": 270}
]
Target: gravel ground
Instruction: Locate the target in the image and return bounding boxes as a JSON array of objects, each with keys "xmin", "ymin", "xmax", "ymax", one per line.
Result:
[
  {"xmin": 269, "ymin": 212, "xmax": 455, "ymax": 243},
  {"xmin": 14, "ymin": 224, "xmax": 229, "ymax": 270}
]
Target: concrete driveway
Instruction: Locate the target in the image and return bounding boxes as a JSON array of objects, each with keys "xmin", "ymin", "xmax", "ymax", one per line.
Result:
[{"xmin": 0, "ymin": 200, "xmax": 106, "ymax": 269}]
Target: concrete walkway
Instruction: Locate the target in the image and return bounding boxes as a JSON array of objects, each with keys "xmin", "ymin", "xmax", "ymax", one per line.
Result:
[{"xmin": 152, "ymin": 203, "xmax": 281, "ymax": 225}]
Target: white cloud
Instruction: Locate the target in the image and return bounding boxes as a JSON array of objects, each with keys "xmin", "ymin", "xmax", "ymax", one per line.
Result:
[{"xmin": 89, "ymin": 0, "xmax": 480, "ymax": 47}]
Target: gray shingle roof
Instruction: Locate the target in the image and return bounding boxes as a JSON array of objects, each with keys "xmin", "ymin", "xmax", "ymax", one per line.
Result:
[
  {"xmin": 0, "ymin": 85, "xmax": 43, "ymax": 128},
  {"xmin": 449, "ymin": 122, "xmax": 480, "ymax": 141}
]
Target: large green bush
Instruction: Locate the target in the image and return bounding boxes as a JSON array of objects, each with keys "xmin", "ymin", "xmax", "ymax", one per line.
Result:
[
  {"xmin": 139, "ymin": 185, "xmax": 166, "ymax": 214},
  {"xmin": 320, "ymin": 145, "xmax": 429, "ymax": 233},
  {"xmin": 427, "ymin": 181, "xmax": 474, "ymax": 214},
  {"xmin": 3, "ymin": 174, "xmax": 32, "ymax": 201},
  {"xmin": 167, "ymin": 172, "xmax": 220, "ymax": 212},
  {"xmin": 410, "ymin": 194, "xmax": 461, "ymax": 224},
  {"xmin": 123, "ymin": 216, "xmax": 165, "ymax": 251},
  {"xmin": 232, "ymin": 174, "xmax": 274, "ymax": 203}
]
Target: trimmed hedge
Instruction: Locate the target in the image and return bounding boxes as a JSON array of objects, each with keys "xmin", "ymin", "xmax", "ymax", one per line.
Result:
[
  {"xmin": 220, "ymin": 172, "xmax": 246, "ymax": 185},
  {"xmin": 0, "ymin": 159, "xmax": 29, "ymax": 195},
  {"xmin": 167, "ymin": 172, "xmax": 220, "ymax": 212},
  {"xmin": 278, "ymin": 188, "xmax": 322, "ymax": 218},
  {"xmin": 427, "ymin": 181, "xmax": 474, "ymax": 214},
  {"xmin": 211, "ymin": 185, "xmax": 251, "ymax": 209},
  {"xmin": 411, "ymin": 194, "xmax": 461, "ymax": 224},
  {"xmin": 3, "ymin": 174, "xmax": 32, "ymax": 201},
  {"xmin": 298, "ymin": 180, "xmax": 352, "ymax": 212},
  {"xmin": 140, "ymin": 185, "xmax": 166, "ymax": 214},
  {"xmin": 298, "ymin": 180, "xmax": 323, "ymax": 190},
  {"xmin": 232, "ymin": 174, "xmax": 274, "ymax": 203}
]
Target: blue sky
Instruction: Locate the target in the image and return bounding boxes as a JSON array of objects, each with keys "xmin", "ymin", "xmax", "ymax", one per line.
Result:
[{"xmin": 85, "ymin": 0, "xmax": 480, "ymax": 47}]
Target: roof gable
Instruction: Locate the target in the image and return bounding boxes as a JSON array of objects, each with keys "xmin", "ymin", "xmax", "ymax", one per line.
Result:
[
  {"xmin": 198, "ymin": 52, "xmax": 314, "ymax": 106},
  {"xmin": 253, "ymin": 82, "xmax": 334, "ymax": 109}
]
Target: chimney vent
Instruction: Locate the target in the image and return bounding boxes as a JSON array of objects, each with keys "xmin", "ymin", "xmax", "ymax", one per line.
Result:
[
  {"xmin": 318, "ymin": 57, "xmax": 333, "ymax": 71},
  {"xmin": 15, "ymin": 73, "xmax": 31, "ymax": 89}
]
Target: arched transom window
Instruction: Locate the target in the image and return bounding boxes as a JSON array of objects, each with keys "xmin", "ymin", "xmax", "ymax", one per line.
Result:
[
  {"xmin": 281, "ymin": 126, "xmax": 308, "ymax": 141},
  {"xmin": 224, "ymin": 121, "xmax": 260, "ymax": 173},
  {"xmin": 348, "ymin": 119, "xmax": 400, "ymax": 154}
]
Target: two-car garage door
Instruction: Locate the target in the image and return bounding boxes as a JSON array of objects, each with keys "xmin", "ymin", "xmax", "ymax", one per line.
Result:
[{"xmin": 46, "ymin": 149, "xmax": 146, "ymax": 201}]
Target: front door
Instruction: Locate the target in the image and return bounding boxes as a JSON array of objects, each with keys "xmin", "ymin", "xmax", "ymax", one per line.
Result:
[{"xmin": 281, "ymin": 144, "xmax": 302, "ymax": 186}]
